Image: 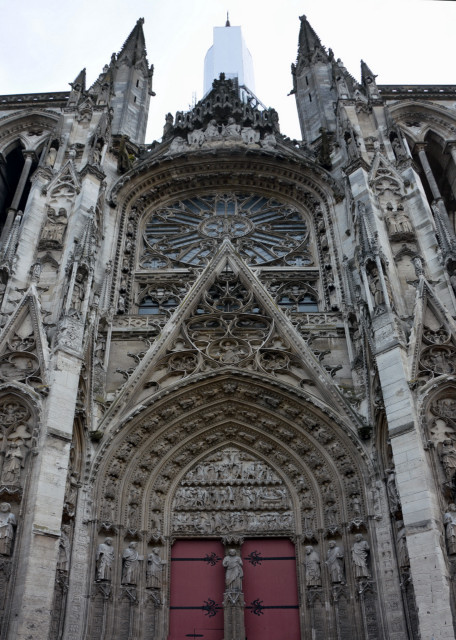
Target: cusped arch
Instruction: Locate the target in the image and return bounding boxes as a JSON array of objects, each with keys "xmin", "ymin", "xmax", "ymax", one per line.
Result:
[
  {"xmin": 0, "ymin": 109, "xmax": 60, "ymax": 156},
  {"xmin": 390, "ymin": 100, "xmax": 456, "ymax": 145}
]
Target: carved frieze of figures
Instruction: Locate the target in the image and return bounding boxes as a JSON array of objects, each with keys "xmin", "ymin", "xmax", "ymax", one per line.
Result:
[
  {"xmin": 39, "ymin": 206, "xmax": 68, "ymax": 249},
  {"xmin": 171, "ymin": 447, "xmax": 294, "ymax": 535},
  {"xmin": 223, "ymin": 549, "xmax": 243, "ymax": 591},
  {"xmin": 96, "ymin": 537, "xmax": 114, "ymax": 582},
  {"xmin": 146, "ymin": 548, "xmax": 165, "ymax": 589},
  {"xmin": 444, "ymin": 504, "xmax": 456, "ymax": 555},
  {"xmin": 351, "ymin": 534, "xmax": 370, "ymax": 579},
  {"xmin": 304, "ymin": 545, "xmax": 321, "ymax": 587},
  {"xmin": 0, "ymin": 503, "xmax": 16, "ymax": 556},
  {"xmin": 420, "ymin": 346, "xmax": 456, "ymax": 376},
  {"xmin": 326, "ymin": 541, "xmax": 344, "ymax": 583}
]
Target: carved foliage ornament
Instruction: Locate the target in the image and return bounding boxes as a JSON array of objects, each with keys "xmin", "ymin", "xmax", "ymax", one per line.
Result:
[{"xmin": 420, "ymin": 345, "xmax": 456, "ymax": 376}]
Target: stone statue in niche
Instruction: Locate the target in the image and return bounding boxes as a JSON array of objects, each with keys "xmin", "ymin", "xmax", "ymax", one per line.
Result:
[
  {"xmin": 0, "ymin": 502, "xmax": 16, "ymax": 556},
  {"xmin": 386, "ymin": 468, "xmax": 400, "ymax": 513},
  {"xmin": 57, "ymin": 525, "xmax": 71, "ymax": 571},
  {"xmin": 64, "ymin": 470, "xmax": 79, "ymax": 517},
  {"xmin": 222, "ymin": 117, "xmax": 241, "ymax": 140},
  {"xmin": 70, "ymin": 273, "xmax": 86, "ymax": 314},
  {"xmin": 351, "ymin": 534, "xmax": 370, "ymax": 579},
  {"xmin": 146, "ymin": 548, "xmax": 165, "ymax": 588},
  {"xmin": 391, "ymin": 136, "xmax": 407, "ymax": 161},
  {"xmin": 96, "ymin": 537, "xmax": 114, "ymax": 581},
  {"xmin": 350, "ymin": 494, "xmax": 362, "ymax": 518},
  {"xmin": 121, "ymin": 541, "xmax": 140, "ymax": 585},
  {"xmin": 1, "ymin": 441, "xmax": 24, "ymax": 486},
  {"xmin": 326, "ymin": 541, "xmax": 344, "ymax": 583},
  {"xmin": 304, "ymin": 545, "xmax": 321, "ymax": 586},
  {"xmin": 396, "ymin": 520, "xmax": 410, "ymax": 568},
  {"xmin": 444, "ymin": 504, "xmax": 456, "ymax": 555},
  {"xmin": 441, "ymin": 440, "xmax": 456, "ymax": 483},
  {"xmin": 369, "ymin": 267, "xmax": 385, "ymax": 306},
  {"xmin": 40, "ymin": 207, "xmax": 68, "ymax": 248},
  {"xmin": 223, "ymin": 549, "xmax": 243, "ymax": 591},
  {"xmin": 205, "ymin": 119, "xmax": 221, "ymax": 140},
  {"xmin": 45, "ymin": 145, "xmax": 58, "ymax": 168}
]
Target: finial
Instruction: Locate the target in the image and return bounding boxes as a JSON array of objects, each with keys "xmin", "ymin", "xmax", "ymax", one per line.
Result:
[
  {"xmin": 226, "ymin": 11, "xmax": 230, "ymax": 27},
  {"xmin": 137, "ymin": 17, "xmax": 144, "ymax": 25}
]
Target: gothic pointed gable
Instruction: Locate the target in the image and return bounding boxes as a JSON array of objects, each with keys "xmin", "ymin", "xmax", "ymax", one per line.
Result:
[
  {"xmin": 368, "ymin": 153, "xmax": 403, "ymax": 197},
  {"xmin": 43, "ymin": 160, "xmax": 81, "ymax": 204},
  {"xmin": 408, "ymin": 278, "xmax": 456, "ymax": 382},
  {"xmin": 0, "ymin": 287, "xmax": 50, "ymax": 390},
  {"xmin": 117, "ymin": 18, "xmax": 148, "ymax": 67},
  {"xmin": 296, "ymin": 15, "xmax": 328, "ymax": 67},
  {"xmin": 100, "ymin": 241, "xmax": 363, "ymax": 433}
]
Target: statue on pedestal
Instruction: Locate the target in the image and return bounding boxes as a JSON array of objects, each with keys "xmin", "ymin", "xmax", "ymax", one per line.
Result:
[
  {"xmin": 223, "ymin": 548, "xmax": 243, "ymax": 591},
  {"xmin": 0, "ymin": 503, "xmax": 16, "ymax": 556},
  {"xmin": 96, "ymin": 537, "xmax": 114, "ymax": 581}
]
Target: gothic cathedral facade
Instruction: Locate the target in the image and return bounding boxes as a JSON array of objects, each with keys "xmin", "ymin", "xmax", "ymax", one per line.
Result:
[{"xmin": 0, "ymin": 14, "xmax": 455, "ymax": 640}]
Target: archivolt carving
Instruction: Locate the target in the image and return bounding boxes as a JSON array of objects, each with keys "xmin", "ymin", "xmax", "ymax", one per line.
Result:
[{"xmin": 94, "ymin": 377, "xmax": 368, "ymax": 541}]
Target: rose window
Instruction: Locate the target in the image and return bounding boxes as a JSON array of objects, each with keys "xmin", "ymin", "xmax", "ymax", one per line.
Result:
[{"xmin": 141, "ymin": 194, "xmax": 312, "ymax": 268}]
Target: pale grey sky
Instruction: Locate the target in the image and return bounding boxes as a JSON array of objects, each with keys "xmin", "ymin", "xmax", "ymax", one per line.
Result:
[{"xmin": 0, "ymin": 0, "xmax": 454, "ymax": 141}]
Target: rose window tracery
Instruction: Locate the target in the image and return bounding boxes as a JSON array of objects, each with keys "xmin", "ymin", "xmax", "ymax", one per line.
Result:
[{"xmin": 141, "ymin": 194, "xmax": 312, "ymax": 268}]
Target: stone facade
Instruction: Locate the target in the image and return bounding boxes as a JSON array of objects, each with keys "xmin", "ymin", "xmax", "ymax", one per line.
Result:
[{"xmin": 0, "ymin": 13, "xmax": 455, "ymax": 640}]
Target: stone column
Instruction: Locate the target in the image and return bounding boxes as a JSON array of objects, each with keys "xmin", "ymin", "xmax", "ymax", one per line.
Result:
[
  {"xmin": 222, "ymin": 547, "xmax": 246, "ymax": 640},
  {"xmin": 0, "ymin": 151, "xmax": 35, "ymax": 244},
  {"xmin": 372, "ymin": 314, "xmax": 454, "ymax": 639},
  {"xmin": 416, "ymin": 142, "xmax": 455, "ymax": 238}
]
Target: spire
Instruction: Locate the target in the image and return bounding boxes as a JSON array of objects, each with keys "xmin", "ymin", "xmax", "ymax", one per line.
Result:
[
  {"xmin": 117, "ymin": 17, "xmax": 147, "ymax": 65},
  {"xmin": 360, "ymin": 59, "xmax": 380, "ymax": 99},
  {"xmin": 360, "ymin": 60, "xmax": 376, "ymax": 86},
  {"xmin": 70, "ymin": 68, "xmax": 86, "ymax": 92},
  {"xmin": 68, "ymin": 68, "xmax": 86, "ymax": 106},
  {"xmin": 297, "ymin": 15, "xmax": 328, "ymax": 65},
  {"xmin": 226, "ymin": 12, "xmax": 230, "ymax": 27}
]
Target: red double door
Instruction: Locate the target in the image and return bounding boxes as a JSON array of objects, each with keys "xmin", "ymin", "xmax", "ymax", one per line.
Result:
[{"xmin": 169, "ymin": 539, "xmax": 300, "ymax": 640}]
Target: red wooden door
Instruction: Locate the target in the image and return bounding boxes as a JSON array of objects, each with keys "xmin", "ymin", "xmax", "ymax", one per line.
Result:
[
  {"xmin": 169, "ymin": 540, "xmax": 225, "ymax": 640},
  {"xmin": 243, "ymin": 538, "xmax": 300, "ymax": 640}
]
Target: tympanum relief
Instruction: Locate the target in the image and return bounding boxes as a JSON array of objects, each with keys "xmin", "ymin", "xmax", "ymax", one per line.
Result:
[{"xmin": 172, "ymin": 447, "xmax": 294, "ymax": 535}]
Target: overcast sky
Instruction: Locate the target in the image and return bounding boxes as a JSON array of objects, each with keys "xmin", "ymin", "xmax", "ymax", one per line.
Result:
[{"xmin": 0, "ymin": 0, "xmax": 454, "ymax": 142}]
